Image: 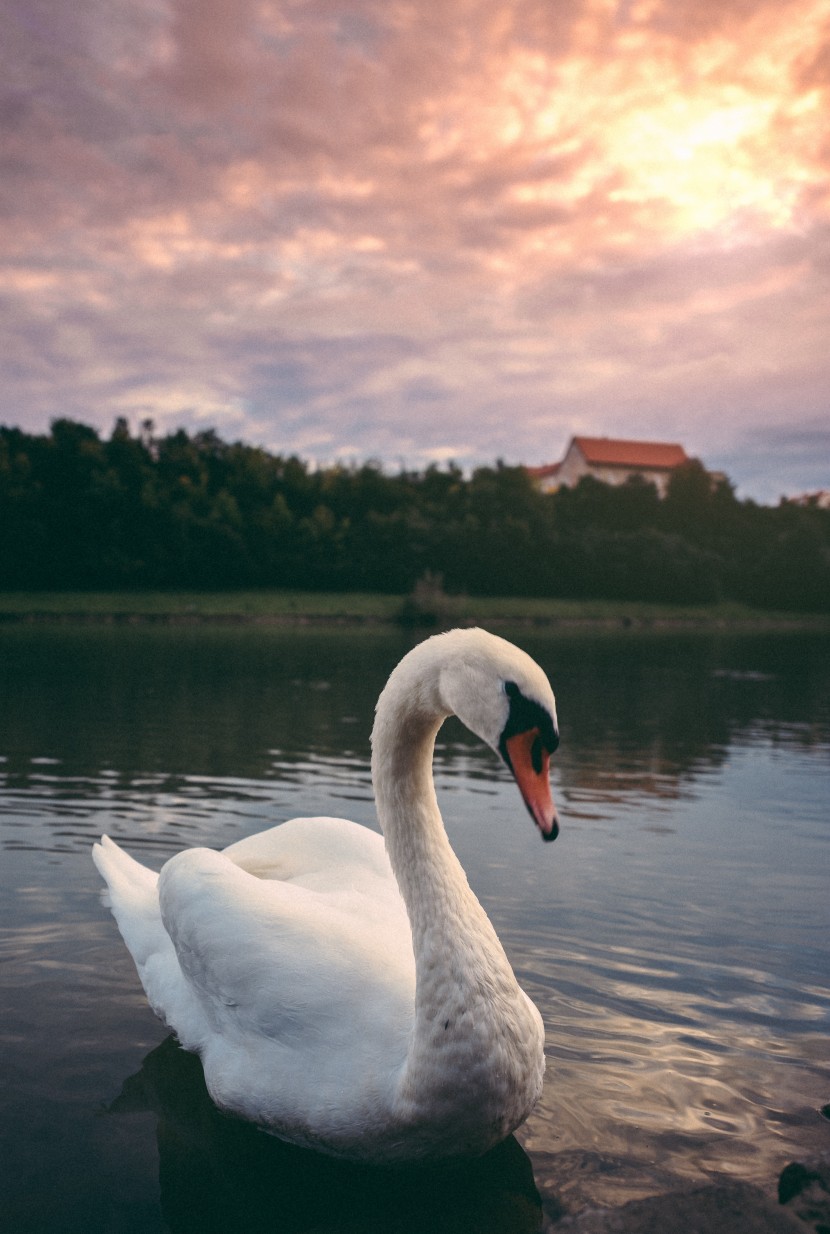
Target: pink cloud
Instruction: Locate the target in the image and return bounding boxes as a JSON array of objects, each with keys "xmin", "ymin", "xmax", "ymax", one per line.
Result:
[{"xmin": 0, "ymin": 0, "xmax": 828, "ymax": 501}]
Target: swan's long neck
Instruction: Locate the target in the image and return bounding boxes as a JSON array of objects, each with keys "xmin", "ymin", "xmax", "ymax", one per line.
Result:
[
  {"xmin": 371, "ymin": 646, "xmax": 544, "ymax": 1153},
  {"xmin": 371, "ymin": 656, "xmax": 497, "ymax": 962}
]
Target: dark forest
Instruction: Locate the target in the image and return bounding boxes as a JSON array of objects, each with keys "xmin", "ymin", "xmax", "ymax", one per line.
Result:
[{"xmin": 1, "ymin": 418, "xmax": 828, "ymax": 611}]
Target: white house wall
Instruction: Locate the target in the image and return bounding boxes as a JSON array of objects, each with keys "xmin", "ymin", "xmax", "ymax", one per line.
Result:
[{"xmin": 545, "ymin": 442, "xmax": 674, "ymax": 495}]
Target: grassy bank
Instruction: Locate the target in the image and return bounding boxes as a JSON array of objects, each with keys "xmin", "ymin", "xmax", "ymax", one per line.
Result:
[
  {"xmin": 0, "ymin": 590, "xmax": 827, "ymax": 630},
  {"xmin": 0, "ymin": 590, "xmax": 400, "ymax": 621}
]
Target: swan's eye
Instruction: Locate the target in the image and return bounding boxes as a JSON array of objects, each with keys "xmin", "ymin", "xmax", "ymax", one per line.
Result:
[
  {"xmin": 530, "ymin": 732, "xmax": 544, "ymax": 775},
  {"xmin": 501, "ymin": 681, "xmax": 559, "ymax": 761}
]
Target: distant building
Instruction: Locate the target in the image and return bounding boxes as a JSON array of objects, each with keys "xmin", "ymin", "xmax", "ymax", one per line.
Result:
[
  {"xmin": 787, "ymin": 490, "xmax": 830, "ymax": 509},
  {"xmin": 527, "ymin": 436, "xmax": 690, "ymax": 497}
]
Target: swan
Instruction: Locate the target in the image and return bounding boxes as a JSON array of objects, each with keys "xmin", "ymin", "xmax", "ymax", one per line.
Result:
[{"xmin": 93, "ymin": 627, "xmax": 560, "ymax": 1164}]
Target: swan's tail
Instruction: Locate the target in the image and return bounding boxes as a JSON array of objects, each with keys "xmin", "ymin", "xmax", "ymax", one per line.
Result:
[
  {"xmin": 93, "ymin": 837, "xmax": 206, "ymax": 1044},
  {"xmin": 92, "ymin": 835, "xmax": 165, "ymax": 967}
]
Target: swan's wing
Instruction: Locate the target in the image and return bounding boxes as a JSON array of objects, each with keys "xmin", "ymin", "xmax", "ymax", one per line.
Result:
[
  {"xmin": 157, "ymin": 844, "xmax": 414, "ymax": 1057},
  {"xmin": 221, "ymin": 815, "xmax": 392, "ymax": 890},
  {"xmin": 96, "ymin": 823, "xmax": 416, "ymax": 1137}
]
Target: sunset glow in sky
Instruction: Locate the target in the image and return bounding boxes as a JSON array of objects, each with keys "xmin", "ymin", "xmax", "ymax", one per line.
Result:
[{"xmin": 2, "ymin": 0, "xmax": 830, "ymax": 500}]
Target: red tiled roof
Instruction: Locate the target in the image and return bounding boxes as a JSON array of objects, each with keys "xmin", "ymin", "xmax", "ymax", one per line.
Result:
[
  {"xmin": 572, "ymin": 436, "xmax": 688, "ymax": 469},
  {"xmin": 526, "ymin": 462, "xmax": 561, "ymax": 479}
]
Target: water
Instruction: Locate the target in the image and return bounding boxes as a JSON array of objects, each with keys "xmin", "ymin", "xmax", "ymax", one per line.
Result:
[{"xmin": 1, "ymin": 624, "xmax": 828, "ymax": 1231}]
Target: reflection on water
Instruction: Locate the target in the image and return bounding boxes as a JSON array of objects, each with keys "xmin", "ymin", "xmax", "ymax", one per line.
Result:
[
  {"xmin": 0, "ymin": 625, "xmax": 828, "ymax": 1229},
  {"xmin": 110, "ymin": 1036, "xmax": 545, "ymax": 1234}
]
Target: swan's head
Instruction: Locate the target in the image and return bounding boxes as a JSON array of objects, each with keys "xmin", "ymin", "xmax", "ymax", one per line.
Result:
[{"xmin": 435, "ymin": 629, "xmax": 560, "ymax": 842}]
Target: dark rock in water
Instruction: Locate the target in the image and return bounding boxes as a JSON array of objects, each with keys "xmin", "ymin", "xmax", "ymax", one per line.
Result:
[
  {"xmin": 778, "ymin": 1156, "xmax": 830, "ymax": 1233},
  {"xmin": 552, "ymin": 1181, "xmax": 802, "ymax": 1233}
]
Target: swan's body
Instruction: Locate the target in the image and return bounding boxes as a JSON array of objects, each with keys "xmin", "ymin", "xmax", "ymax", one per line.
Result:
[{"xmin": 93, "ymin": 628, "xmax": 559, "ymax": 1163}]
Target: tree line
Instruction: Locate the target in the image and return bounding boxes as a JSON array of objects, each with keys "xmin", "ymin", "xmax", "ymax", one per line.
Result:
[{"xmin": 1, "ymin": 418, "xmax": 828, "ymax": 611}]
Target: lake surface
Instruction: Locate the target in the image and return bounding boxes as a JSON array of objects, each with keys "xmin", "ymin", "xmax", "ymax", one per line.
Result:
[{"xmin": 1, "ymin": 623, "xmax": 828, "ymax": 1232}]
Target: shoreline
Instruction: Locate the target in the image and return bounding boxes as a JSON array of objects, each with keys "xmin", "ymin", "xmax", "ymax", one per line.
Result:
[
  {"xmin": 0, "ymin": 594, "xmax": 827, "ymax": 633},
  {"xmin": 1, "ymin": 613, "xmax": 828, "ymax": 632}
]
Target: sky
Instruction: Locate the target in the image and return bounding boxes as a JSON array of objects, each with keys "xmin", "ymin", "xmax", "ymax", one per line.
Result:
[{"xmin": 2, "ymin": 0, "xmax": 829, "ymax": 503}]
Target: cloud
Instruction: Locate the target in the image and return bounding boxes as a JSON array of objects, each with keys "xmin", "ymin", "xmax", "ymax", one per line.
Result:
[{"xmin": 0, "ymin": 0, "xmax": 828, "ymax": 499}]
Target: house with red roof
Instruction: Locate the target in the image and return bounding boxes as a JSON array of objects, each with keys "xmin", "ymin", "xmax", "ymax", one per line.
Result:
[{"xmin": 527, "ymin": 436, "xmax": 690, "ymax": 497}]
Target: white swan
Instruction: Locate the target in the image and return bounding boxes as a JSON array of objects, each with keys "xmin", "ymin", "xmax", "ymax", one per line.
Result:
[{"xmin": 93, "ymin": 628, "xmax": 560, "ymax": 1164}]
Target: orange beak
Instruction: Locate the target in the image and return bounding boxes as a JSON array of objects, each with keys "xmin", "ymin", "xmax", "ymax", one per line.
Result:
[{"xmin": 504, "ymin": 728, "xmax": 559, "ymax": 842}]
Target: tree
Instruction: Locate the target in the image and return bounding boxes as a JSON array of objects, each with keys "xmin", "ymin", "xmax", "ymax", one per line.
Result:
[{"xmin": 0, "ymin": 419, "xmax": 826, "ymax": 611}]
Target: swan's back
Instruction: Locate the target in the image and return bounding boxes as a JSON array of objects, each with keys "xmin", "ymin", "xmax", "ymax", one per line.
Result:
[{"xmin": 94, "ymin": 818, "xmax": 416, "ymax": 1151}]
